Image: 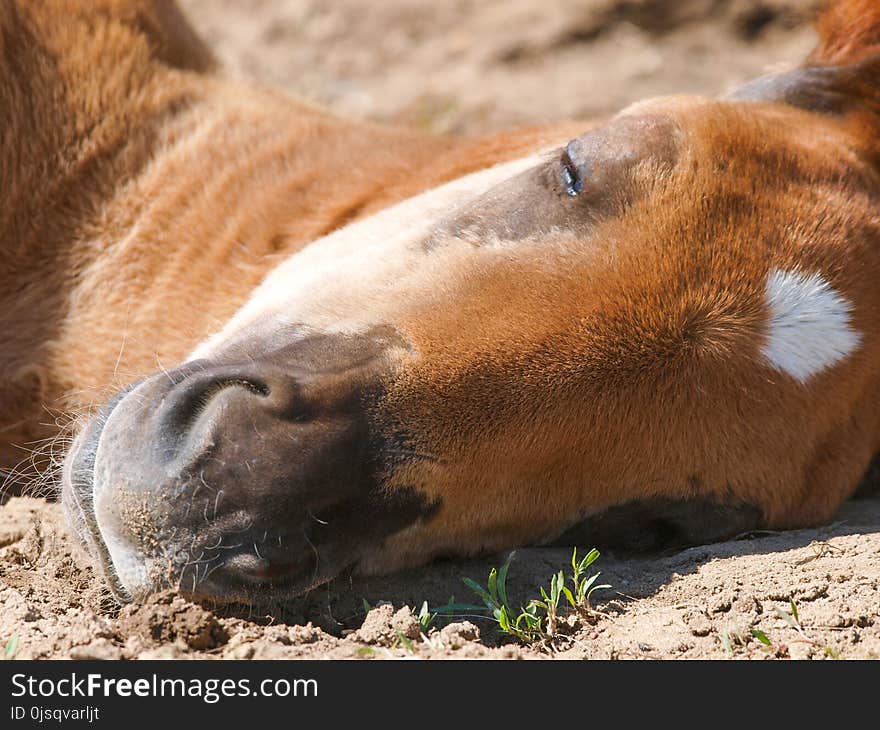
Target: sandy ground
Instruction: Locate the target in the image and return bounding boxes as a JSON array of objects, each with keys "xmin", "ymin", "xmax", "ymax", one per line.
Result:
[
  {"xmin": 3, "ymin": 0, "xmax": 879, "ymax": 660},
  {"xmin": 179, "ymin": 0, "xmax": 820, "ymax": 133},
  {"xmin": 3, "ymin": 495, "xmax": 879, "ymax": 660}
]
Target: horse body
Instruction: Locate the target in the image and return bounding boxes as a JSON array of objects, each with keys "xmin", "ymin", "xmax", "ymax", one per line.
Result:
[{"xmin": 1, "ymin": 1, "xmax": 879, "ymax": 603}]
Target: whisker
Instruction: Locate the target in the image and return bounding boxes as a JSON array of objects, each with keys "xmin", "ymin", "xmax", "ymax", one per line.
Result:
[
  {"xmin": 307, "ymin": 509, "xmax": 328, "ymax": 526},
  {"xmin": 302, "ymin": 528, "xmax": 320, "ymax": 587}
]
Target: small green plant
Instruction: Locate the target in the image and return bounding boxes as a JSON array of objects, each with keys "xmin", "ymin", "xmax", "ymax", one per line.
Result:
[
  {"xmin": 394, "ymin": 630, "xmax": 416, "ymax": 653},
  {"xmin": 569, "ymin": 548, "xmax": 610, "ymax": 612},
  {"xmin": 776, "ymin": 598, "xmax": 800, "ymax": 628},
  {"xmin": 463, "ymin": 548, "xmax": 610, "ymax": 644},
  {"xmin": 721, "ymin": 630, "xmax": 734, "ymax": 654},
  {"xmin": 773, "ymin": 598, "xmax": 841, "ymax": 658},
  {"xmin": 416, "ymin": 600, "xmax": 436, "ymax": 633},
  {"xmin": 462, "ymin": 552, "xmax": 545, "ymax": 643},
  {"xmin": 531, "ymin": 569, "xmax": 566, "ymax": 637},
  {"xmin": 750, "ymin": 628, "xmax": 772, "ymax": 647},
  {"xmin": 4, "ymin": 634, "xmax": 19, "ymax": 660},
  {"xmin": 725, "ymin": 598, "xmax": 843, "ymax": 659}
]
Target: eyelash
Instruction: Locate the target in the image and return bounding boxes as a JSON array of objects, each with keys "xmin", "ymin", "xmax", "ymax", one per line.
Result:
[{"xmin": 561, "ymin": 151, "xmax": 582, "ymax": 197}]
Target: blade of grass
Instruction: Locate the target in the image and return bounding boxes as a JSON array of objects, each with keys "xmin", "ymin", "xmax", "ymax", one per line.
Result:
[
  {"xmin": 774, "ymin": 605, "xmax": 798, "ymax": 629},
  {"xmin": 751, "ymin": 628, "xmax": 772, "ymax": 646},
  {"xmin": 4, "ymin": 634, "xmax": 19, "ymax": 660},
  {"xmin": 721, "ymin": 631, "xmax": 734, "ymax": 654}
]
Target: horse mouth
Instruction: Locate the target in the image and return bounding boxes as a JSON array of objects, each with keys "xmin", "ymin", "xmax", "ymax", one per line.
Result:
[
  {"xmin": 57, "ymin": 327, "xmax": 443, "ymax": 605},
  {"xmin": 61, "ymin": 385, "xmax": 141, "ymax": 602},
  {"xmin": 59, "ymin": 379, "xmax": 317, "ymax": 605}
]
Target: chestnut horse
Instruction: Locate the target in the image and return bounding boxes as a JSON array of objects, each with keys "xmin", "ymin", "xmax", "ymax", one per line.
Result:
[{"xmin": 1, "ymin": 1, "xmax": 878, "ymax": 603}]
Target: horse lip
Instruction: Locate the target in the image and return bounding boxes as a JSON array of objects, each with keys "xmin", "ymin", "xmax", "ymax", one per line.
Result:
[
  {"xmin": 180, "ymin": 549, "xmax": 323, "ymax": 604},
  {"xmin": 66, "ymin": 429, "xmax": 131, "ymax": 601},
  {"xmin": 63, "ymin": 381, "xmax": 146, "ymax": 602}
]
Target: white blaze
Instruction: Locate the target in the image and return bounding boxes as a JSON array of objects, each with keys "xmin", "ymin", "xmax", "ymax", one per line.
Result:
[
  {"xmin": 189, "ymin": 151, "xmax": 548, "ymax": 360},
  {"xmin": 762, "ymin": 268, "xmax": 861, "ymax": 383}
]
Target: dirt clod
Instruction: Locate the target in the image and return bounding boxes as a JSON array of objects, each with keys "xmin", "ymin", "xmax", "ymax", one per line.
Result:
[
  {"xmin": 118, "ymin": 592, "xmax": 229, "ymax": 651},
  {"xmin": 352, "ymin": 604, "xmax": 422, "ymax": 646},
  {"xmin": 70, "ymin": 638, "xmax": 124, "ymax": 661},
  {"xmin": 685, "ymin": 613, "xmax": 713, "ymax": 637},
  {"xmin": 439, "ymin": 621, "xmax": 481, "ymax": 649},
  {"xmin": 288, "ymin": 622, "xmax": 322, "ymax": 644}
]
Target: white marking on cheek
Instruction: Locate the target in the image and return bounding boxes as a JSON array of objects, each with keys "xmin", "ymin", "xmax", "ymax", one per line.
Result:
[{"xmin": 761, "ymin": 268, "xmax": 861, "ymax": 383}]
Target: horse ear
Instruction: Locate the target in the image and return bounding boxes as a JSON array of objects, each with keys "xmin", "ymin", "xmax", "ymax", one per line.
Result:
[{"xmin": 727, "ymin": 0, "xmax": 880, "ymax": 130}]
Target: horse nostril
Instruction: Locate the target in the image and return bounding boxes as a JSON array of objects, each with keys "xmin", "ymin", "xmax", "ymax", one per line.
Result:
[
  {"xmin": 200, "ymin": 378, "xmax": 270, "ymax": 402},
  {"xmin": 158, "ymin": 365, "xmax": 271, "ymax": 438}
]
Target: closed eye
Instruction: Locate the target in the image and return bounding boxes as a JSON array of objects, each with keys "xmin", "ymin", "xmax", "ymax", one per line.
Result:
[{"xmin": 561, "ymin": 148, "xmax": 582, "ymax": 197}]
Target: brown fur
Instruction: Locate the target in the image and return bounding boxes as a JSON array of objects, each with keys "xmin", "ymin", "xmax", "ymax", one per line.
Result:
[
  {"xmin": 4, "ymin": 1, "xmax": 880, "ymax": 594},
  {"xmin": 377, "ymin": 100, "xmax": 880, "ymax": 569},
  {"xmin": 0, "ymin": 0, "xmax": 579, "ymax": 478},
  {"xmin": 811, "ymin": 0, "xmax": 880, "ymax": 63}
]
